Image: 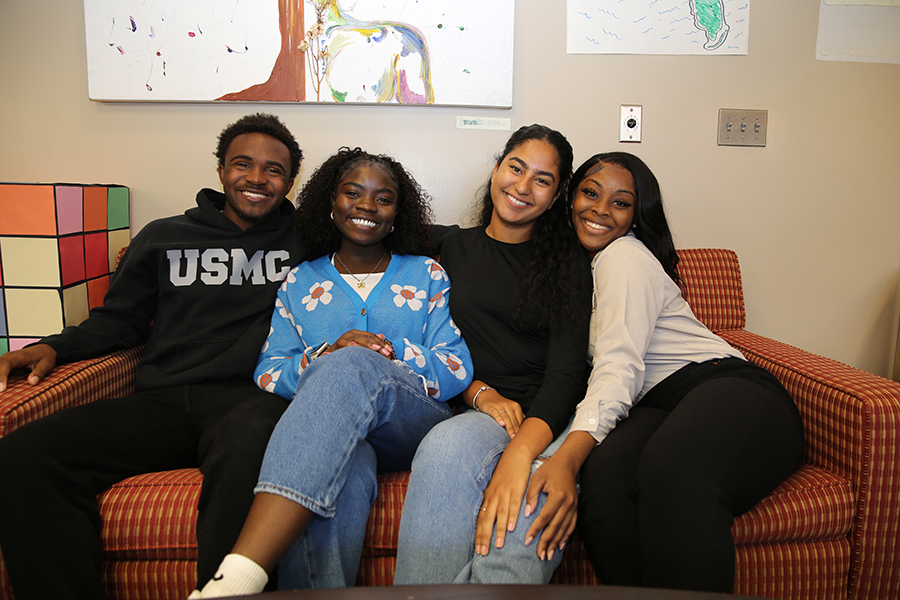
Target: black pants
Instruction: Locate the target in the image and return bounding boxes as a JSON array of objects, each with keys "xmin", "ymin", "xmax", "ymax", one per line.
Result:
[
  {"xmin": 0, "ymin": 381, "xmax": 288, "ymax": 600},
  {"xmin": 576, "ymin": 359, "xmax": 805, "ymax": 593}
]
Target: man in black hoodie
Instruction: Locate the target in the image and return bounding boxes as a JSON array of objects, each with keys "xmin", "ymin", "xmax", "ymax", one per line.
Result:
[{"xmin": 0, "ymin": 113, "xmax": 306, "ymax": 600}]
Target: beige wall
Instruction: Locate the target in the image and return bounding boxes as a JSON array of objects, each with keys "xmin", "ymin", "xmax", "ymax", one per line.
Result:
[{"xmin": 1, "ymin": 1, "xmax": 899, "ymax": 376}]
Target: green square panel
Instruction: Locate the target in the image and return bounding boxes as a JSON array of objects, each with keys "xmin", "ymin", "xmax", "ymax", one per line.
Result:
[{"xmin": 107, "ymin": 187, "xmax": 130, "ymax": 230}]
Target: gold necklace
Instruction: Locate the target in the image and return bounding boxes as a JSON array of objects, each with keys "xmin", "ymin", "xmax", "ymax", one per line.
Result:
[{"xmin": 335, "ymin": 250, "xmax": 389, "ymax": 289}]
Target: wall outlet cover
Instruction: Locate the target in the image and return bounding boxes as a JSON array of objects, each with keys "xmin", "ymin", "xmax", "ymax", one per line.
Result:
[{"xmin": 620, "ymin": 105, "xmax": 642, "ymax": 143}]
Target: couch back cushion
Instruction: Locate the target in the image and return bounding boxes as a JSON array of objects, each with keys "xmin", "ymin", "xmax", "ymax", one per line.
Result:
[{"xmin": 676, "ymin": 248, "xmax": 746, "ymax": 332}]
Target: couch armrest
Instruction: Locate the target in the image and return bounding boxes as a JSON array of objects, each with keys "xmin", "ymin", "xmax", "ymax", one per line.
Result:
[
  {"xmin": 718, "ymin": 329, "xmax": 900, "ymax": 600},
  {"xmin": 0, "ymin": 345, "xmax": 146, "ymax": 438}
]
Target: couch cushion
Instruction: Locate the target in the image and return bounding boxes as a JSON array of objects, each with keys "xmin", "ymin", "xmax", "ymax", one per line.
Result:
[
  {"xmin": 357, "ymin": 465, "xmax": 853, "ymax": 590},
  {"xmin": 361, "ymin": 464, "xmax": 852, "ymax": 553},
  {"xmin": 677, "ymin": 248, "xmax": 746, "ymax": 332},
  {"xmin": 91, "ymin": 460, "xmax": 853, "ymax": 590},
  {"xmin": 732, "ymin": 464, "xmax": 853, "ymax": 544},
  {"xmin": 100, "ymin": 469, "xmax": 201, "ymax": 561}
]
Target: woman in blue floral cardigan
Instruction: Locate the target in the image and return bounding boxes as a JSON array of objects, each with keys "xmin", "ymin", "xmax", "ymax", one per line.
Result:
[{"xmin": 194, "ymin": 147, "xmax": 472, "ymax": 597}]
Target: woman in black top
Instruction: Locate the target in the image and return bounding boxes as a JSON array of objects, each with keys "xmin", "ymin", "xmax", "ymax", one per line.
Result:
[{"xmin": 394, "ymin": 124, "xmax": 592, "ymax": 584}]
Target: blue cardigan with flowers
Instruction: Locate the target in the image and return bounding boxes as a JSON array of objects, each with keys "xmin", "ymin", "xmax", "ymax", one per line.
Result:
[{"xmin": 254, "ymin": 253, "xmax": 473, "ymax": 402}]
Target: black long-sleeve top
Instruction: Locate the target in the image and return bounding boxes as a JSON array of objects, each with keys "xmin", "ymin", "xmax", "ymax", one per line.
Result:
[{"xmin": 438, "ymin": 226, "xmax": 589, "ymax": 438}]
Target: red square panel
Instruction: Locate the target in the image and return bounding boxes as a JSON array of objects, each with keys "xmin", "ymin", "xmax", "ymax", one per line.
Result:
[
  {"xmin": 59, "ymin": 236, "xmax": 86, "ymax": 286},
  {"xmin": 84, "ymin": 232, "xmax": 108, "ymax": 279}
]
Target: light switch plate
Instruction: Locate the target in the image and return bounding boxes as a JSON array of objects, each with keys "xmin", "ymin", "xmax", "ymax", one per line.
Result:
[{"xmin": 718, "ymin": 109, "xmax": 767, "ymax": 147}]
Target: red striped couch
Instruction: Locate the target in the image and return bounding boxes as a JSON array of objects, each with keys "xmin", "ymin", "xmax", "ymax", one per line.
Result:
[{"xmin": 1, "ymin": 249, "xmax": 899, "ymax": 600}]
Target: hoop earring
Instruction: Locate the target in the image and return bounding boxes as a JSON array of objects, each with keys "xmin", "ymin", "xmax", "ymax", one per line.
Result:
[{"xmin": 330, "ymin": 211, "xmax": 334, "ymax": 221}]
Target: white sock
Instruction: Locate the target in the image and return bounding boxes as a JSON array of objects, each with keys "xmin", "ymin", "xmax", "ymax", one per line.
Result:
[{"xmin": 195, "ymin": 553, "xmax": 268, "ymax": 598}]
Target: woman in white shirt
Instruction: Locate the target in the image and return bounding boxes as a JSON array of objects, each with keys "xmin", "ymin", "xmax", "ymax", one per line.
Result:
[{"xmin": 519, "ymin": 152, "xmax": 805, "ymax": 592}]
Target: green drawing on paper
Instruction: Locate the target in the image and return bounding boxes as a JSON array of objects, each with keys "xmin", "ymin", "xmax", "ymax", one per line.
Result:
[{"xmin": 691, "ymin": 0, "xmax": 730, "ymax": 50}]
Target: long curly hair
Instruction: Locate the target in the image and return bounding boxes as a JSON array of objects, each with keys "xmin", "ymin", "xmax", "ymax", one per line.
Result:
[
  {"xmin": 568, "ymin": 152, "xmax": 680, "ymax": 284},
  {"xmin": 294, "ymin": 147, "xmax": 434, "ymax": 259},
  {"xmin": 474, "ymin": 124, "xmax": 592, "ymax": 334}
]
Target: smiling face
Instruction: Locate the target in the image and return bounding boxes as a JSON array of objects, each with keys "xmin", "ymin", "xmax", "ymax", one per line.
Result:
[
  {"xmin": 218, "ymin": 132, "xmax": 294, "ymax": 230},
  {"xmin": 331, "ymin": 162, "xmax": 398, "ymax": 254},
  {"xmin": 571, "ymin": 162, "xmax": 636, "ymax": 257},
  {"xmin": 487, "ymin": 139, "xmax": 561, "ymax": 242}
]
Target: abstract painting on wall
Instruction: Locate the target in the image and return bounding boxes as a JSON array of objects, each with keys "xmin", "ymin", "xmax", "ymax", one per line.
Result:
[{"xmin": 83, "ymin": 0, "xmax": 515, "ymax": 107}]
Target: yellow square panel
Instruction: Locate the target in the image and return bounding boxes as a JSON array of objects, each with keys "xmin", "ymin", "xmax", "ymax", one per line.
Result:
[
  {"xmin": 1, "ymin": 237, "xmax": 61, "ymax": 287},
  {"xmin": 63, "ymin": 283, "xmax": 90, "ymax": 328},
  {"xmin": 5, "ymin": 288, "xmax": 64, "ymax": 337},
  {"xmin": 108, "ymin": 229, "xmax": 131, "ymax": 272}
]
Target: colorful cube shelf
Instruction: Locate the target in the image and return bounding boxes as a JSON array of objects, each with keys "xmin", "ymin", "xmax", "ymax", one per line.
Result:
[{"xmin": 0, "ymin": 183, "xmax": 130, "ymax": 354}]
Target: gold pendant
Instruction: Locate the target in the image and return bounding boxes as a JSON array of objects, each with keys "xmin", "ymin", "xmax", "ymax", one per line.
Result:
[{"xmin": 357, "ymin": 281, "xmax": 366, "ymax": 289}]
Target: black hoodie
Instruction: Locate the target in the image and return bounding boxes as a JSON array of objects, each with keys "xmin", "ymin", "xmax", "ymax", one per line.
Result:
[{"xmin": 42, "ymin": 189, "xmax": 306, "ymax": 392}]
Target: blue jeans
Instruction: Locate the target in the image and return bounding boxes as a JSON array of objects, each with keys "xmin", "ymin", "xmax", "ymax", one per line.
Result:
[
  {"xmin": 255, "ymin": 347, "xmax": 453, "ymax": 589},
  {"xmin": 394, "ymin": 410, "xmax": 571, "ymax": 584}
]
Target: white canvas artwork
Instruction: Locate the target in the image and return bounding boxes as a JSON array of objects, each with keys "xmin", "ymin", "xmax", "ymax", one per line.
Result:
[{"xmin": 83, "ymin": 0, "xmax": 515, "ymax": 106}]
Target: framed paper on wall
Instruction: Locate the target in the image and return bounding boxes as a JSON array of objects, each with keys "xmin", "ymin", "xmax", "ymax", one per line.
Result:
[
  {"xmin": 567, "ymin": 0, "xmax": 749, "ymax": 55},
  {"xmin": 83, "ymin": 0, "xmax": 515, "ymax": 107}
]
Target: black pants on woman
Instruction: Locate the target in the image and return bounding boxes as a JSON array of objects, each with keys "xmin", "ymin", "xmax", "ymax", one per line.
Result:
[
  {"xmin": 576, "ymin": 358, "xmax": 805, "ymax": 593},
  {"xmin": 0, "ymin": 381, "xmax": 288, "ymax": 600}
]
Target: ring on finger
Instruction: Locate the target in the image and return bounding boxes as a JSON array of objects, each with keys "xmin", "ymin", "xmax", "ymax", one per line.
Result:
[{"xmin": 498, "ymin": 410, "xmax": 506, "ymax": 414}]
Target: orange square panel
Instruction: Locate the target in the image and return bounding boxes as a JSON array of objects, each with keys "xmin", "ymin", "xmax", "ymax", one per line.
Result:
[
  {"xmin": 84, "ymin": 187, "xmax": 109, "ymax": 232},
  {"xmin": 87, "ymin": 276, "xmax": 110, "ymax": 310},
  {"xmin": 0, "ymin": 185, "xmax": 57, "ymax": 235}
]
